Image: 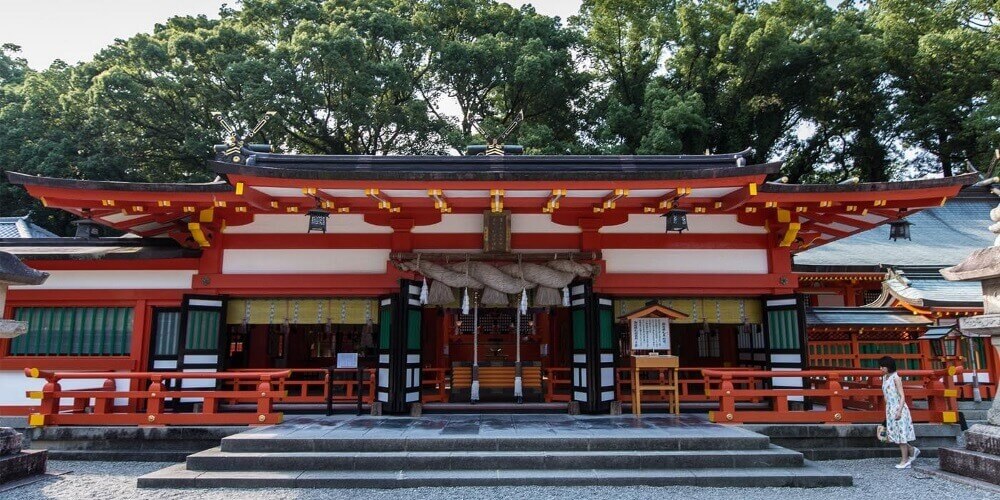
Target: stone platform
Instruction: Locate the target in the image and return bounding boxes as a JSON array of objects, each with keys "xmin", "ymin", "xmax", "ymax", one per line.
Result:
[
  {"xmin": 139, "ymin": 414, "xmax": 852, "ymax": 489},
  {"xmin": 0, "ymin": 428, "xmax": 46, "ymax": 485},
  {"xmin": 939, "ymin": 424, "xmax": 1000, "ymax": 486}
]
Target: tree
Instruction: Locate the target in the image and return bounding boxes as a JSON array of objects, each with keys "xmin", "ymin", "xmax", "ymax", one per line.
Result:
[
  {"xmin": 573, "ymin": 0, "xmax": 678, "ymax": 153},
  {"xmin": 421, "ymin": 0, "xmax": 589, "ymax": 154},
  {"xmin": 872, "ymin": 0, "xmax": 1000, "ymax": 176}
]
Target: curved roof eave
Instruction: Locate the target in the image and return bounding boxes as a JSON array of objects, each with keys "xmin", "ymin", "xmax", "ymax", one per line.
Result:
[
  {"xmin": 759, "ymin": 174, "xmax": 979, "ymax": 194},
  {"xmin": 210, "ymin": 156, "xmax": 781, "ymax": 182},
  {"xmin": 5, "ymin": 171, "xmax": 233, "ymax": 193}
]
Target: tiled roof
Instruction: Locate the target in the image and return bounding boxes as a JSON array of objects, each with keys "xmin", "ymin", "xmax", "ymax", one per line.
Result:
[
  {"xmin": 794, "ymin": 186, "xmax": 995, "ymax": 269},
  {"xmin": 881, "ymin": 267, "xmax": 983, "ymax": 307},
  {"xmin": 0, "ymin": 216, "xmax": 58, "ymax": 238},
  {"xmin": 805, "ymin": 307, "xmax": 932, "ymax": 327}
]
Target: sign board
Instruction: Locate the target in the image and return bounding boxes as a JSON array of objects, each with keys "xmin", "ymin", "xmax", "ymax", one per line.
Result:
[
  {"xmin": 631, "ymin": 317, "xmax": 671, "ymax": 351},
  {"xmin": 336, "ymin": 352, "xmax": 359, "ymax": 369}
]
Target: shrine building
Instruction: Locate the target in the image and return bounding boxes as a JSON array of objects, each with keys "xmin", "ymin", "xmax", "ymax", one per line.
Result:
[{"xmin": 0, "ymin": 147, "xmax": 977, "ymax": 415}]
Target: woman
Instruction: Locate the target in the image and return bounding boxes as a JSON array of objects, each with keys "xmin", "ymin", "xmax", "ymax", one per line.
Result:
[{"xmin": 879, "ymin": 356, "xmax": 919, "ymax": 468}]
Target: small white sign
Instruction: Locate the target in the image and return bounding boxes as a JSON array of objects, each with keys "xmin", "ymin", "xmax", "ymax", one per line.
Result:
[
  {"xmin": 631, "ymin": 317, "xmax": 671, "ymax": 351},
  {"xmin": 337, "ymin": 352, "xmax": 359, "ymax": 369}
]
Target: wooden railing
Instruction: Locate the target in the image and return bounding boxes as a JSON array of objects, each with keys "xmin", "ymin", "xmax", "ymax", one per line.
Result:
[
  {"xmin": 422, "ymin": 367, "xmax": 449, "ymax": 403},
  {"xmin": 24, "ymin": 368, "xmax": 288, "ymax": 426},
  {"xmin": 702, "ymin": 367, "xmax": 961, "ymax": 424},
  {"xmin": 544, "ymin": 367, "xmax": 572, "ymax": 403},
  {"xmin": 616, "ymin": 367, "xmax": 761, "ymax": 403},
  {"xmin": 227, "ymin": 368, "xmax": 375, "ymax": 404}
]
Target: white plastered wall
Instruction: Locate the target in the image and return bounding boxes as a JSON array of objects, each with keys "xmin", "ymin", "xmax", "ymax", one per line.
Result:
[{"xmin": 602, "ymin": 249, "xmax": 769, "ymax": 274}]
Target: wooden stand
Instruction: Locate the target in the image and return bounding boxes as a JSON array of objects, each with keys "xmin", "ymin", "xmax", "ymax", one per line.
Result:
[
  {"xmin": 631, "ymin": 354, "xmax": 679, "ymax": 416},
  {"xmin": 620, "ymin": 303, "xmax": 686, "ymax": 417}
]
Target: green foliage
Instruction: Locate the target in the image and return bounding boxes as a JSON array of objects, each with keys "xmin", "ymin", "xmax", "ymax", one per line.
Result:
[{"xmin": 0, "ymin": 0, "xmax": 997, "ymax": 233}]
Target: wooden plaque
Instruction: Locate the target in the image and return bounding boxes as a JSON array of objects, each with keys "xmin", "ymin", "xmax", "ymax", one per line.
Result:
[{"xmin": 483, "ymin": 210, "xmax": 511, "ymax": 253}]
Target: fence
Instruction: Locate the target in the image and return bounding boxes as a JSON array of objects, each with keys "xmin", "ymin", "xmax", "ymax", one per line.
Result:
[
  {"xmin": 701, "ymin": 367, "xmax": 961, "ymax": 424},
  {"xmin": 226, "ymin": 368, "xmax": 375, "ymax": 405},
  {"xmin": 25, "ymin": 368, "xmax": 289, "ymax": 426}
]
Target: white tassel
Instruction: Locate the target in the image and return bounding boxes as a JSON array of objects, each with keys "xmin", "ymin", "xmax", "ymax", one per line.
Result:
[
  {"xmin": 514, "ymin": 376, "xmax": 523, "ymax": 398},
  {"xmin": 419, "ymin": 278, "xmax": 429, "ymax": 305},
  {"xmin": 520, "ymin": 289, "xmax": 528, "ymax": 315},
  {"xmin": 471, "ymin": 380, "xmax": 480, "ymax": 402},
  {"xmin": 462, "ymin": 288, "xmax": 470, "ymax": 315},
  {"xmin": 562, "ymin": 286, "xmax": 570, "ymax": 307}
]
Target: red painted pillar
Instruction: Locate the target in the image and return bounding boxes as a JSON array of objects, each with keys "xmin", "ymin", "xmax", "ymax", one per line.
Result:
[
  {"xmin": 578, "ymin": 218, "xmax": 603, "ymax": 252},
  {"xmin": 389, "ymin": 218, "xmax": 415, "ymax": 252}
]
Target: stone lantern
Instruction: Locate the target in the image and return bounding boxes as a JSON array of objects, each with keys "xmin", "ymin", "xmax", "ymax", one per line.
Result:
[
  {"xmin": 0, "ymin": 251, "xmax": 49, "ymax": 484},
  {"xmin": 0, "ymin": 251, "xmax": 49, "ymax": 339},
  {"xmin": 938, "ymin": 205, "xmax": 1000, "ymax": 485}
]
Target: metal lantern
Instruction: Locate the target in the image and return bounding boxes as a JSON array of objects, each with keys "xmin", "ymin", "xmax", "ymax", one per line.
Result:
[
  {"xmin": 662, "ymin": 209, "xmax": 688, "ymax": 233},
  {"xmin": 888, "ymin": 219, "xmax": 912, "ymax": 241},
  {"xmin": 307, "ymin": 207, "xmax": 330, "ymax": 233},
  {"xmin": 71, "ymin": 219, "xmax": 101, "ymax": 239}
]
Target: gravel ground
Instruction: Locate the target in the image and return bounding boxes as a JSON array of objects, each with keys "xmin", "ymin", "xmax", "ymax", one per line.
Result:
[{"xmin": 3, "ymin": 459, "xmax": 998, "ymax": 500}]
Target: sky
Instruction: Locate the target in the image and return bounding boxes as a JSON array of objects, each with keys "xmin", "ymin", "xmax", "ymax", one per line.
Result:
[{"xmin": 1, "ymin": 0, "xmax": 584, "ymax": 70}]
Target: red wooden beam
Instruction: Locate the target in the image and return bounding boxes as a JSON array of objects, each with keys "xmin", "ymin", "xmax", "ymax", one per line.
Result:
[
  {"xmin": 718, "ymin": 183, "xmax": 757, "ymax": 212},
  {"xmin": 800, "ymin": 221, "xmax": 853, "ymax": 239}
]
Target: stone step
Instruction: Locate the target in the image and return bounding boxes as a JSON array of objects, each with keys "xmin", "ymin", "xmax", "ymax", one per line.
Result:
[
  {"xmin": 960, "ymin": 410, "xmax": 989, "ymax": 421},
  {"xmin": 939, "ymin": 447, "xmax": 1000, "ymax": 486},
  {"xmin": 139, "ymin": 463, "xmax": 852, "ymax": 489},
  {"xmin": 221, "ymin": 434, "xmax": 771, "ymax": 453},
  {"xmin": 46, "ymin": 449, "xmax": 192, "ymax": 462},
  {"xmin": 798, "ymin": 446, "xmax": 940, "ymax": 461},
  {"xmin": 186, "ymin": 445, "xmax": 804, "ymax": 471},
  {"xmin": 958, "ymin": 401, "xmax": 994, "ymax": 411}
]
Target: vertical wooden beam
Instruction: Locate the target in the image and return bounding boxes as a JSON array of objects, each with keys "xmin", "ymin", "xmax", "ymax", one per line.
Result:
[
  {"xmin": 578, "ymin": 218, "xmax": 603, "ymax": 251},
  {"xmin": 389, "ymin": 218, "xmax": 415, "ymax": 252}
]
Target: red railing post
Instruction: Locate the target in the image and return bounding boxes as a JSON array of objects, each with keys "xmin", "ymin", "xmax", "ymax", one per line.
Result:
[
  {"xmin": 827, "ymin": 372, "xmax": 844, "ymax": 423},
  {"xmin": 146, "ymin": 376, "xmax": 164, "ymax": 426},
  {"xmin": 367, "ymin": 368, "xmax": 376, "ymax": 403},
  {"xmin": 718, "ymin": 373, "xmax": 736, "ymax": 422},
  {"xmin": 93, "ymin": 378, "xmax": 116, "ymax": 415},
  {"xmin": 256, "ymin": 376, "xmax": 274, "ymax": 425}
]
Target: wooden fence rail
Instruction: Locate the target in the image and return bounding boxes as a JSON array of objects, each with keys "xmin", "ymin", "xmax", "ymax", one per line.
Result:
[
  {"xmin": 24, "ymin": 368, "xmax": 289, "ymax": 427},
  {"xmin": 226, "ymin": 368, "xmax": 375, "ymax": 405},
  {"xmin": 702, "ymin": 367, "xmax": 961, "ymax": 424}
]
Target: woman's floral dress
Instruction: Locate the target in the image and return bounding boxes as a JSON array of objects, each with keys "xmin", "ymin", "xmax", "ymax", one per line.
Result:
[{"xmin": 882, "ymin": 372, "xmax": 916, "ymax": 444}]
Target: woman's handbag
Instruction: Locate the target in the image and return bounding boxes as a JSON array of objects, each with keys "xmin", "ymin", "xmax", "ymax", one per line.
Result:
[{"xmin": 876, "ymin": 422, "xmax": 889, "ymax": 443}]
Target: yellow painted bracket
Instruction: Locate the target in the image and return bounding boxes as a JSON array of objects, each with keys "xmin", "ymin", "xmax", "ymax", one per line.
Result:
[
  {"xmin": 27, "ymin": 391, "xmax": 43, "ymax": 400},
  {"xmin": 779, "ymin": 222, "xmax": 801, "ymax": 247},
  {"xmin": 27, "ymin": 367, "xmax": 40, "ymax": 378},
  {"xmin": 199, "ymin": 208, "xmax": 214, "ymax": 223},
  {"xmin": 188, "ymin": 222, "xmax": 211, "ymax": 247},
  {"xmin": 707, "ymin": 411, "xmax": 716, "ymax": 423},
  {"xmin": 942, "ymin": 411, "xmax": 957, "ymax": 424},
  {"xmin": 943, "ymin": 389, "xmax": 958, "ymax": 398},
  {"xmin": 28, "ymin": 414, "xmax": 45, "ymax": 427}
]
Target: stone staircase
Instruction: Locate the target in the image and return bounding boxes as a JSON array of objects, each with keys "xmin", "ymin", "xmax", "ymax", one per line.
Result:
[
  {"xmin": 139, "ymin": 415, "xmax": 852, "ymax": 489},
  {"xmin": 959, "ymin": 400, "xmax": 992, "ymax": 427}
]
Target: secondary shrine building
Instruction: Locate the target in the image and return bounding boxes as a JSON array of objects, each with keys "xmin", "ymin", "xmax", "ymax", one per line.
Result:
[{"xmin": 0, "ymin": 149, "xmax": 976, "ymax": 415}]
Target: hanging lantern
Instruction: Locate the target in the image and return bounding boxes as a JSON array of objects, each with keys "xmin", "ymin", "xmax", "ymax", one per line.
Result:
[
  {"xmin": 71, "ymin": 219, "xmax": 101, "ymax": 239},
  {"xmin": 662, "ymin": 209, "xmax": 688, "ymax": 233},
  {"xmin": 307, "ymin": 207, "xmax": 330, "ymax": 233},
  {"xmin": 888, "ymin": 219, "xmax": 912, "ymax": 241}
]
